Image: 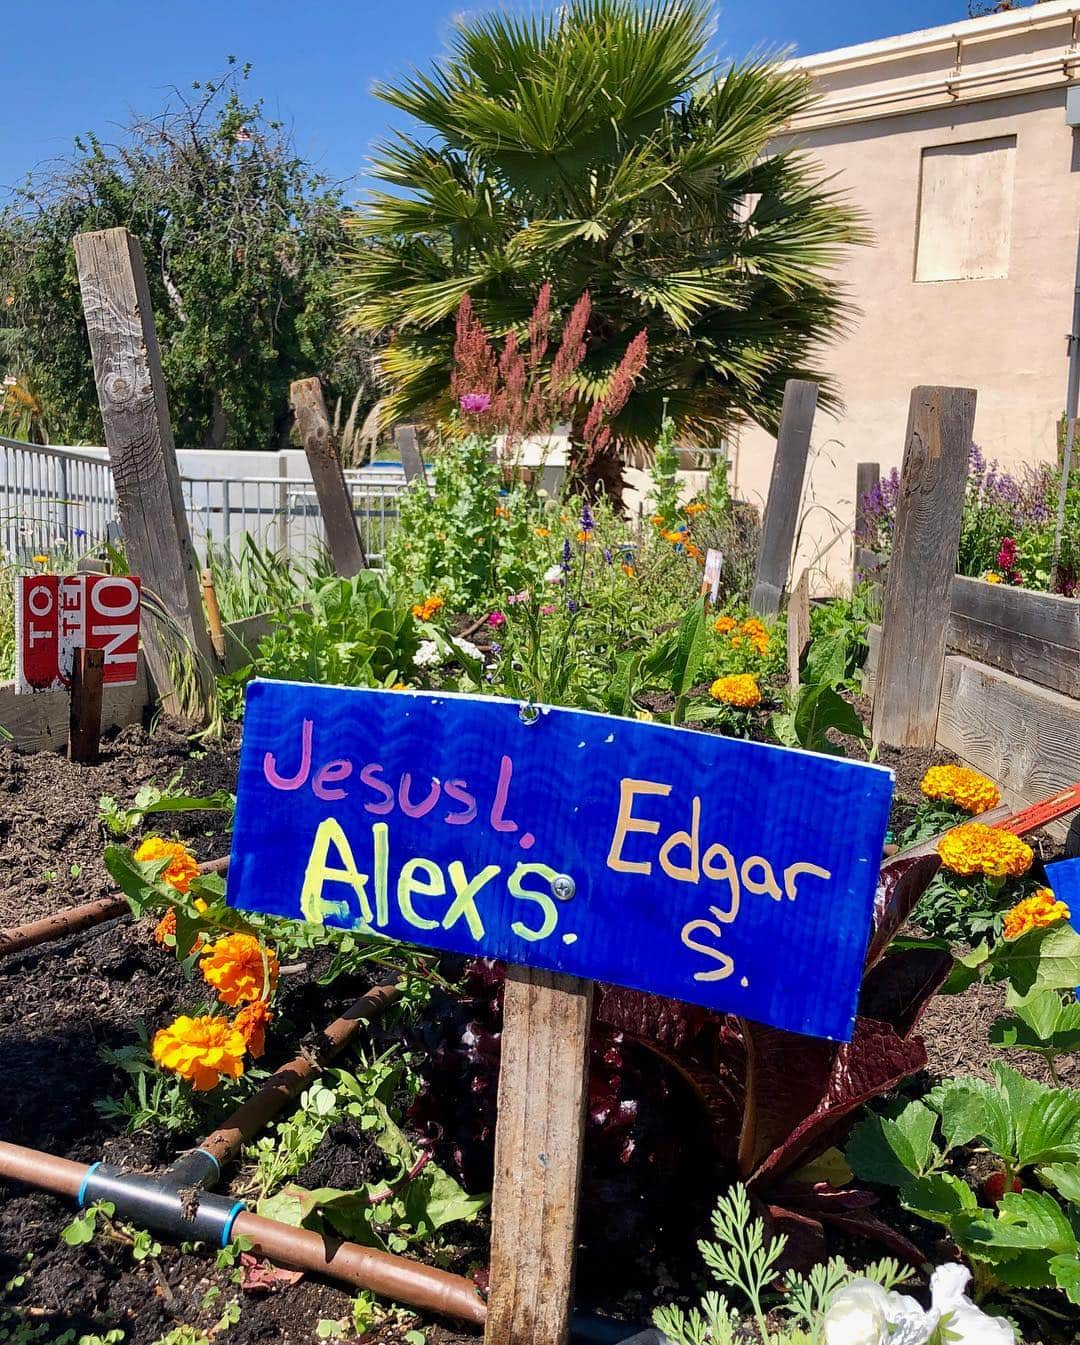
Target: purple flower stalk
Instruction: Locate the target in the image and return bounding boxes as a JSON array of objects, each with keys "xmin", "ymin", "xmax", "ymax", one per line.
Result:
[
  {"xmin": 580, "ymin": 501, "xmax": 594, "ymax": 533},
  {"xmin": 459, "ymin": 392, "xmax": 491, "ymax": 415},
  {"xmin": 561, "ymin": 538, "xmax": 572, "ymax": 572}
]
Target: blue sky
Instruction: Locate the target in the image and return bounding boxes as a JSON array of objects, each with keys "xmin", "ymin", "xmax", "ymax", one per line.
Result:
[{"xmin": 2, "ymin": 1, "xmax": 968, "ymax": 200}]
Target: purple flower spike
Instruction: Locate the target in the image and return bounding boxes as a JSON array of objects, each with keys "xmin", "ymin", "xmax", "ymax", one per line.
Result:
[
  {"xmin": 580, "ymin": 501, "xmax": 594, "ymax": 533},
  {"xmin": 561, "ymin": 538, "xmax": 572, "ymax": 572}
]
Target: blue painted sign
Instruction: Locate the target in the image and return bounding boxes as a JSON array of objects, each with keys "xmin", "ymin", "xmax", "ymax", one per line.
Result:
[
  {"xmin": 1047, "ymin": 858, "xmax": 1080, "ymax": 912},
  {"xmin": 227, "ymin": 680, "xmax": 894, "ymax": 1041}
]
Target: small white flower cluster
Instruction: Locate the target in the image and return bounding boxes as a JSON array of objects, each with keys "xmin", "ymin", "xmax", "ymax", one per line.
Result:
[
  {"xmin": 413, "ymin": 637, "xmax": 484, "ymax": 670},
  {"xmin": 823, "ymin": 1265, "xmax": 1014, "ymax": 1345}
]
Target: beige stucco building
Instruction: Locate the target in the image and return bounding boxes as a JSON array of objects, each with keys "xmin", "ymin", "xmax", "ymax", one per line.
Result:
[{"xmin": 731, "ymin": 0, "xmax": 1080, "ymax": 587}]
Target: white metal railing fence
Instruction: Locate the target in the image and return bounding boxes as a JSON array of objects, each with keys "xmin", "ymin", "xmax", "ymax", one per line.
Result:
[
  {"xmin": 0, "ymin": 437, "xmax": 117, "ymax": 563},
  {"xmin": 0, "ymin": 437, "xmax": 411, "ymax": 567}
]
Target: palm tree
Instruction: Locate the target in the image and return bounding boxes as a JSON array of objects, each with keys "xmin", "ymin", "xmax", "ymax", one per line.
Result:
[{"xmin": 339, "ymin": 0, "xmax": 867, "ymax": 497}]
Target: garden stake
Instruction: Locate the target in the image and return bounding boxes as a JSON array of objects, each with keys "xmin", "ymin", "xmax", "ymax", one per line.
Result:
[
  {"xmin": 0, "ymin": 854, "xmax": 230, "ymax": 959},
  {"xmin": 201, "ymin": 568, "xmax": 227, "ymax": 660},
  {"xmin": 68, "ymin": 646, "xmax": 104, "ymax": 764}
]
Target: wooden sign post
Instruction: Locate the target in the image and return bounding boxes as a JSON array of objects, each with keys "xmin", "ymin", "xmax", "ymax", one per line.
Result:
[
  {"xmin": 68, "ymin": 647, "xmax": 105, "ymax": 763},
  {"xmin": 225, "ymin": 682, "xmax": 896, "ymax": 1343},
  {"xmin": 290, "ymin": 378, "xmax": 367, "ymax": 577},
  {"xmin": 751, "ymin": 379, "xmax": 819, "ymax": 618}
]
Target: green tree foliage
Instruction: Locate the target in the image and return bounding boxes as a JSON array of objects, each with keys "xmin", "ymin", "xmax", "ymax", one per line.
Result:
[
  {"xmin": 339, "ymin": 0, "xmax": 867, "ymax": 488},
  {"xmin": 0, "ymin": 60, "xmax": 374, "ymax": 451}
]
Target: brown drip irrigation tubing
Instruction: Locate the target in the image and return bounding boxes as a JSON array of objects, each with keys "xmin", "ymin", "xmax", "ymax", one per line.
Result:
[
  {"xmin": 0, "ymin": 855, "xmax": 230, "ymax": 959},
  {"xmin": 0, "ymin": 1140, "xmax": 486, "ymax": 1326},
  {"xmin": 197, "ymin": 980, "xmax": 401, "ymax": 1170}
]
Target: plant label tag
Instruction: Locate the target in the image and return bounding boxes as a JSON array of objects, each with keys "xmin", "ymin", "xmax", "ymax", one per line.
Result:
[
  {"xmin": 228, "ymin": 681, "xmax": 895, "ymax": 1041},
  {"xmin": 15, "ymin": 574, "xmax": 141, "ymax": 693},
  {"xmin": 702, "ymin": 549, "xmax": 723, "ymax": 603}
]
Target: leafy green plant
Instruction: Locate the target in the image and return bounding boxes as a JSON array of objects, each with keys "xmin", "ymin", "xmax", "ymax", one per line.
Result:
[
  {"xmin": 62, "ymin": 1201, "xmax": 116, "ymax": 1248},
  {"xmin": 98, "ymin": 770, "xmax": 234, "ymax": 838},
  {"xmin": 989, "ymin": 989, "xmax": 1080, "ymax": 1087},
  {"xmin": 653, "ymin": 1183, "xmax": 914, "ymax": 1345},
  {"xmin": 846, "ymin": 1064, "xmax": 1080, "ymax": 1306},
  {"xmin": 770, "ymin": 683, "xmax": 866, "ymax": 757}
]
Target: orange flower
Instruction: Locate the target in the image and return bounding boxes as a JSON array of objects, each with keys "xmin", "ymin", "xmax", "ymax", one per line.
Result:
[
  {"xmin": 534, "ymin": 526, "xmax": 550, "ymax": 538},
  {"xmin": 713, "ymin": 615, "xmax": 736, "ymax": 634},
  {"xmin": 151, "ymin": 1014, "xmax": 246, "ymax": 1091},
  {"xmin": 152, "ymin": 897, "xmax": 208, "ymax": 946},
  {"xmin": 730, "ymin": 634, "xmax": 744, "ymax": 649},
  {"xmin": 495, "ymin": 505, "xmax": 510, "ymax": 519},
  {"xmin": 685, "ymin": 501, "xmax": 707, "ymax": 515},
  {"xmin": 622, "ymin": 563, "xmax": 635, "ymax": 577},
  {"xmin": 662, "ymin": 529, "xmax": 688, "ymax": 545},
  {"xmin": 577, "ymin": 529, "xmax": 591, "ymax": 544},
  {"xmin": 937, "ymin": 823, "xmax": 1033, "ymax": 879},
  {"xmin": 650, "ymin": 514, "xmax": 665, "ymax": 526},
  {"xmin": 199, "ymin": 933, "xmax": 280, "ymax": 1007},
  {"xmin": 234, "ymin": 999, "xmax": 273, "ymax": 1059},
  {"xmin": 134, "ymin": 838, "xmax": 200, "ymax": 895},
  {"xmin": 920, "ymin": 765, "xmax": 1001, "ymax": 815},
  {"xmin": 983, "ymin": 571, "xmax": 1003, "ymax": 585},
  {"xmin": 709, "ymin": 674, "xmax": 761, "ymax": 709},
  {"xmin": 411, "ymin": 596, "xmax": 445, "ymax": 622},
  {"xmin": 1002, "ymin": 889, "xmax": 1070, "ymax": 941},
  {"xmin": 685, "ymin": 542, "xmax": 702, "ymax": 560}
]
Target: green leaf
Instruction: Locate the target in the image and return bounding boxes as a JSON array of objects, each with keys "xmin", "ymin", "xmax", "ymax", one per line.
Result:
[
  {"xmin": 955, "ymin": 1188, "xmax": 1078, "ymax": 1256},
  {"xmin": 671, "ymin": 597, "xmax": 708, "ymax": 698},
  {"xmin": 803, "ymin": 628, "xmax": 849, "ymax": 690},
  {"xmin": 791, "ymin": 684, "xmax": 863, "ymax": 755},
  {"xmin": 102, "ymin": 846, "xmax": 172, "ymax": 917},
  {"xmin": 987, "ymin": 922, "xmax": 1080, "ymax": 997},
  {"xmin": 899, "ymin": 1173, "xmax": 978, "ymax": 1227},
  {"xmin": 1040, "ymin": 1163, "xmax": 1080, "ymax": 1204},
  {"xmin": 846, "ymin": 1100, "xmax": 942, "ymax": 1188},
  {"xmin": 1049, "ymin": 1252, "xmax": 1080, "ymax": 1305},
  {"xmin": 990, "ymin": 990, "xmax": 1080, "ymax": 1055}
]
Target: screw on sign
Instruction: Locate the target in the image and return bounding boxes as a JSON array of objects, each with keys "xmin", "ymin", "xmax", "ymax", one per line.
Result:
[{"xmin": 15, "ymin": 575, "xmax": 141, "ymax": 694}]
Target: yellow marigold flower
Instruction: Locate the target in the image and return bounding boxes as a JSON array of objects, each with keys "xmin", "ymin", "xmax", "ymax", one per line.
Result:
[
  {"xmin": 135, "ymin": 837, "xmax": 200, "ymax": 895},
  {"xmin": 577, "ymin": 529, "xmax": 591, "ymax": 544},
  {"xmin": 234, "ymin": 999, "xmax": 273, "ymax": 1059},
  {"xmin": 390, "ymin": 681, "xmax": 408, "ymax": 691},
  {"xmin": 200, "ymin": 933, "xmax": 280, "ymax": 1007},
  {"xmin": 983, "ymin": 571, "xmax": 1003, "ymax": 584},
  {"xmin": 685, "ymin": 501, "xmax": 707, "ymax": 515},
  {"xmin": 1002, "ymin": 889, "xmax": 1070, "ymax": 941},
  {"xmin": 534, "ymin": 526, "xmax": 550, "ymax": 538},
  {"xmin": 710, "ymin": 674, "xmax": 762, "ymax": 709},
  {"xmin": 152, "ymin": 1014, "xmax": 246, "ymax": 1092},
  {"xmin": 920, "ymin": 764, "xmax": 1001, "ymax": 815},
  {"xmin": 937, "ymin": 823, "xmax": 1033, "ymax": 879},
  {"xmin": 713, "ymin": 615, "xmax": 737, "ymax": 634},
  {"xmin": 411, "ymin": 596, "xmax": 444, "ymax": 621},
  {"xmin": 32, "ymin": 554, "xmax": 49, "ymax": 565},
  {"xmin": 152, "ymin": 897, "xmax": 208, "ymax": 946}
]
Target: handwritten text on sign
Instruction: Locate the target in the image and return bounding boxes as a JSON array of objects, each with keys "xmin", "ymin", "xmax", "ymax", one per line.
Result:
[
  {"xmin": 228, "ymin": 681, "xmax": 894, "ymax": 1040},
  {"xmin": 15, "ymin": 574, "xmax": 141, "ymax": 693}
]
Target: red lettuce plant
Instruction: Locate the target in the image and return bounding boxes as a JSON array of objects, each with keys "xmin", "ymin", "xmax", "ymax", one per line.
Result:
[{"xmin": 411, "ymin": 851, "xmax": 947, "ymax": 1272}]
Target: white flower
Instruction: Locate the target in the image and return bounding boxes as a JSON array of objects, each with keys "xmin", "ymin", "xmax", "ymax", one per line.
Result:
[
  {"xmin": 543, "ymin": 564, "xmax": 564, "ymax": 585},
  {"xmin": 822, "ymin": 1280, "xmax": 890, "ymax": 1345},
  {"xmin": 451, "ymin": 637, "xmax": 483, "ymax": 662},
  {"xmin": 413, "ymin": 640, "xmax": 443, "ymax": 669},
  {"xmin": 822, "ymin": 1268, "xmax": 1015, "ymax": 1345}
]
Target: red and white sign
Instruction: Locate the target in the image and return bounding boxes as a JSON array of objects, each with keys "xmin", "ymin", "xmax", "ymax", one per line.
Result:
[{"xmin": 15, "ymin": 575, "xmax": 141, "ymax": 694}]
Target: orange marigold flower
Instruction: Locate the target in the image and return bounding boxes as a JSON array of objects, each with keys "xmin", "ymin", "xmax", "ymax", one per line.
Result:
[
  {"xmin": 622, "ymin": 563, "xmax": 635, "ymax": 577},
  {"xmin": 135, "ymin": 837, "xmax": 200, "ymax": 895},
  {"xmin": 577, "ymin": 529, "xmax": 591, "ymax": 544},
  {"xmin": 650, "ymin": 514, "xmax": 665, "ymax": 526},
  {"xmin": 730, "ymin": 634, "xmax": 744, "ymax": 648},
  {"xmin": 534, "ymin": 526, "xmax": 550, "ymax": 538},
  {"xmin": 713, "ymin": 615, "xmax": 736, "ymax": 634},
  {"xmin": 411, "ymin": 596, "xmax": 445, "ymax": 622},
  {"xmin": 685, "ymin": 501, "xmax": 707, "ymax": 515},
  {"xmin": 1002, "ymin": 888, "xmax": 1070, "ymax": 941},
  {"xmin": 920, "ymin": 765, "xmax": 1001, "ymax": 815},
  {"xmin": 495, "ymin": 505, "xmax": 510, "ymax": 518},
  {"xmin": 709, "ymin": 674, "xmax": 761, "ymax": 709},
  {"xmin": 200, "ymin": 933, "xmax": 280, "ymax": 1006},
  {"xmin": 750, "ymin": 634, "xmax": 770, "ymax": 655},
  {"xmin": 937, "ymin": 823, "xmax": 1033, "ymax": 879},
  {"xmin": 685, "ymin": 542, "xmax": 702, "ymax": 560},
  {"xmin": 151, "ymin": 1014, "xmax": 246, "ymax": 1091},
  {"xmin": 152, "ymin": 897, "xmax": 208, "ymax": 946},
  {"xmin": 234, "ymin": 999, "xmax": 273, "ymax": 1059},
  {"xmin": 661, "ymin": 529, "xmax": 689, "ymax": 544}
]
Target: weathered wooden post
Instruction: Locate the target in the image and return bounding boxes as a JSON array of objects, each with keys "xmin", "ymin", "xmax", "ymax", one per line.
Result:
[
  {"xmin": 68, "ymin": 647, "xmax": 104, "ymax": 764},
  {"xmin": 751, "ymin": 379, "xmax": 819, "ymax": 617},
  {"xmin": 871, "ymin": 386, "xmax": 977, "ymax": 749},
  {"xmin": 484, "ymin": 967, "xmax": 593, "ymax": 1345},
  {"xmin": 73, "ymin": 228, "xmax": 214, "ymax": 714},
  {"xmin": 786, "ymin": 569, "xmax": 811, "ymax": 691},
  {"xmin": 395, "ymin": 424, "xmax": 426, "ymax": 484},
  {"xmin": 289, "ymin": 378, "xmax": 367, "ymax": 577},
  {"xmin": 853, "ymin": 460, "xmax": 880, "ymax": 586}
]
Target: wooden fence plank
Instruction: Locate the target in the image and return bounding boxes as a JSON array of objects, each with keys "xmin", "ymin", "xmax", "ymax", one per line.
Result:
[
  {"xmin": 787, "ymin": 569, "xmax": 811, "ymax": 690},
  {"xmin": 871, "ymin": 386, "xmax": 977, "ymax": 749},
  {"xmin": 73, "ymin": 227, "xmax": 214, "ymax": 714},
  {"xmin": 290, "ymin": 378, "xmax": 367, "ymax": 577},
  {"xmin": 485, "ymin": 967, "xmax": 593, "ymax": 1345},
  {"xmin": 750, "ymin": 379, "xmax": 819, "ymax": 618},
  {"xmin": 395, "ymin": 425, "xmax": 426, "ymax": 484},
  {"xmin": 946, "ymin": 576, "xmax": 1080, "ymax": 698},
  {"xmin": 935, "ymin": 656, "xmax": 1080, "ymax": 854}
]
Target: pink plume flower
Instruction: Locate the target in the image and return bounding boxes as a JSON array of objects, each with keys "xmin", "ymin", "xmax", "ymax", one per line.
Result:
[{"xmin": 459, "ymin": 392, "xmax": 492, "ymax": 415}]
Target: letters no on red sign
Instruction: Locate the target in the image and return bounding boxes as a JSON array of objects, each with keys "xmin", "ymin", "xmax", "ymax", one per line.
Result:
[{"xmin": 15, "ymin": 575, "xmax": 141, "ymax": 693}]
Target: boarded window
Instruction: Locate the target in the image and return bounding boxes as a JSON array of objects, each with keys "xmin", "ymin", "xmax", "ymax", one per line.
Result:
[{"xmin": 915, "ymin": 136, "xmax": 1016, "ymax": 282}]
